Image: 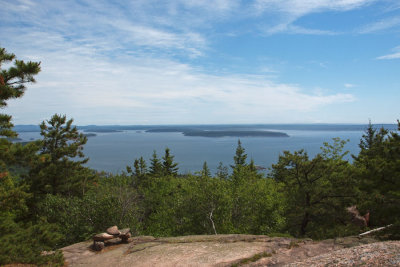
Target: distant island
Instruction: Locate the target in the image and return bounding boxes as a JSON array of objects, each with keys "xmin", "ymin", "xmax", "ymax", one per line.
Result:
[
  {"xmin": 84, "ymin": 133, "xmax": 97, "ymax": 137},
  {"xmin": 83, "ymin": 129, "xmax": 122, "ymax": 133},
  {"xmin": 184, "ymin": 130, "xmax": 289, "ymax": 138},
  {"xmin": 147, "ymin": 128, "xmax": 289, "ymax": 138},
  {"xmin": 13, "ymin": 123, "xmax": 398, "ymax": 134},
  {"xmin": 7, "ymin": 137, "xmax": 23, "ymax": 142}
]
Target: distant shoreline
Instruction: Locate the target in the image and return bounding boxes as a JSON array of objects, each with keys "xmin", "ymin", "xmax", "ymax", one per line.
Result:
[
  {"xmin": 13, "ymin": 123, "xmax": 398, "ymax": 133},
  {"xmin": 184, "ymin": 131, "xmax": 289, "ymax": 138},
  {"xmin": 12, "ymin": 123, "xmax": 398, "ymax": 139},
  {"xmin": 146, "ymin": 128, "xmax": 289, "ymax": 137}
]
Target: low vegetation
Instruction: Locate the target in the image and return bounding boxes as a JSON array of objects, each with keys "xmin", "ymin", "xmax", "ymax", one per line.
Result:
[{"xmin": 1, "ymin": 47, "xmax": 399, "ymax": 265}]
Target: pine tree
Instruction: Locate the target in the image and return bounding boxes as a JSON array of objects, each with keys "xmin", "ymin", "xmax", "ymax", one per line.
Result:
[
  {"xmin": 139, "ymin": 156, "xmax": 147, "ymax": 175},
  {"xmin": 231, "ymin": 139, "xmax": 247, "ymax": 169},
  {"xmin": 0, "ymin": 47, "xmax": 64, "ymax": 266},
  {"xmin": 216, "ymin": 162, "xmax": 229, "ymax": 180},
  {"xmin": 249, "ymin": 158, "xmax": 256, "ymax": 172},
  {"xmin": 271, "ymin": 141, "xmax": 356, "ymax": 238},
  {"xmin": 353, "ymin": 121, "xmax": 400, "ymax": 236},
  {"xmin": 29, "ymin": 114, "xmax": 91, "ymax": 196},
  {"xmin": 0, "ymin": 47, "xmax": 41, "ymax": 182},
  {"xmin": 134, "ymin": 159, "xmax": 140, "ymax": 176},
  {"xmin": 0, "ymin": 46, "xmax": 39, "ymax": 232},
  {"xmin": 149, "ymin": 150, "xmax": 163, "ymax": 176},
  {"xmin": 201, "ymin": 161, "xmax": 211, "ymax": 177},
  {"xmin": 162, "ymin": 147, "xmax": 179, "ymax": 176},
  {"xmin": 127, "ymin": 156, "xmax": 147, "ymax": 186},
  {"xmin": 0, "ymin": 47, "xmax": 41, "ymax": 138}
]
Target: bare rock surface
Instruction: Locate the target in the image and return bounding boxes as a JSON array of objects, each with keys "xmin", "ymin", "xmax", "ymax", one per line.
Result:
[
  {"xmin": 285, "ymin": 241, "xmax": 400, "ymax": 267},
  {"xmin": 61, "ymin": 234, "xmax": 399, "ymax": 267}
]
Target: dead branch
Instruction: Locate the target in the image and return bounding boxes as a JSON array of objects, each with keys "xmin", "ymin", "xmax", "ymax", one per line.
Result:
[{"xmin": 359, "ymin": 224, "xmax": 393, "ymax": 236}]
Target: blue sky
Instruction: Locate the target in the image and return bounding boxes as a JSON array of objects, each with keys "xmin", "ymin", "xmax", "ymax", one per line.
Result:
[{"xmin": 1, "ymin": 0, "xmax": 399, "ymax": 125}]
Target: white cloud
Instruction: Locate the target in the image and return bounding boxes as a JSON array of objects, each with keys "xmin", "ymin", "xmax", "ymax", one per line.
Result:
[
  {"xmin": 344, "ymin": 83, "xmax": 357, "ymax": 88},
  {"xmin": 376, "ymin": 52, "xmax": 400, "ymax": 60},
  {"xmin": 254, "ymin": 0, "xmax": 375, "ymax": 34},
  {"xmin": 254, "ymin": 0, "xmax": 375, "ymax": 16},
  {"xmin": 2, "ymin": 0, "xmax": 366, "ymax": 124},
  {"xmin": 107, "ymin": 21, "xmax": 206, "ymax": 57},
  {"xmin": 5, "ymin": 29, "xmax": 355, "ymax": 124},
  {"xmin": 0, "ymin": 0, "xmax": 208, "ymax": 58},
  {"xmin": 263, "ymin": 23, "xmax": 337, "ymax": 35},
  {"xmin": 376, "ymin": 46, "xmax": 400, "ymax": 60},
  {"xmin": 359, "ymin": 16, "xmax": 400, "ymax": 33}
]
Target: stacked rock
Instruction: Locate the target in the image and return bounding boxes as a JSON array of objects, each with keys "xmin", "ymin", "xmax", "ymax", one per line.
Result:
[
  {"xmin": 119, "ymin": 228, "xmax": 132, "ymax": 243},
  {"xmin": 92, "ymin": 226, "xmax": 132, "ymax": 251}
]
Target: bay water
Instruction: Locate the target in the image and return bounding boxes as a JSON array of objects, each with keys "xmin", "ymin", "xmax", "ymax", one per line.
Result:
[{"xmin": 16, "ymin": 126, "xmax": 368, "ymax": 175}]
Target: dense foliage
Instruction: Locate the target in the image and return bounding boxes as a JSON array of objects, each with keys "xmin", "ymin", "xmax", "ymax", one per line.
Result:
[
  {"xmin": 0, "ymin": 48, "xmax": 64, "ymax": 266},
  {"xmin": 1, "ymin": 47, "xmax": 399, "ymax": 265}
]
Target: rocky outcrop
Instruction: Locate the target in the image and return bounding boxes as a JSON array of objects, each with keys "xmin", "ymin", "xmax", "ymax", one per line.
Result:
[{"xmin": 60, "ymin": 234, "xmax": 397, "ymax": 267}]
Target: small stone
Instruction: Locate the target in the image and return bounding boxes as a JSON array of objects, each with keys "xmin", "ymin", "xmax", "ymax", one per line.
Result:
[
  {"xmin": 106, "ymin": 225, "xmax": 120, "ymax": 236},
  {"xmin": 93, "ymin": 241, "xmax": 105, "ymax": 251},
  {"xmin": 93, "ymin": 233, "xmax": 114, "ymax": 241},
  {"xmin": 105, "ymin": 237, "xmax": 122, "ymax": 245},
  {"xmin": 119, "ymin": 228, "xmax": 131, "ymax": 235},
  {"xmin": 121, "ymin": 232, "xmax": 131, "ymax": 243}
]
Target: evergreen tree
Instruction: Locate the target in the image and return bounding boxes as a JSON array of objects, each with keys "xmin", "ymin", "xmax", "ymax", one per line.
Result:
[
  {"xmin": 0, "ymin": 46, "xmax": 38, "ymax": 223},
  {"xmin": 231, "ymin": 139, "xmax": 247, "ymax": 169},
  {"xmin": 271, "ymin": 140, "xmax": 356, "ymax": 238},
  {"xmin": 127, "ymin": 156, "xmax": 147, "ymax": 186},
  {"xmin": 29, "ymin": 114, "xmax": 92, "ymax": 196},
  {"xmin": 0, "ymin": 47, "xmax": 41, "ymax": 138},
  {"xmin": 0, "ymin": 47, "xmax": 63, "ymax": 266},
  {"xmin": 201, "ymin": 161, "xmax": 211, "ymax": 177},
  {"xmin": 249, "ymin": 158, "xmax": 256, "ymax": 172},
  {"xmin": 216, "ymin": 162, "xmax": 229, "ymax": 180},
  {"xmin": 353, "ymin": 121, "xmax": 400, "ymax": 237},
  {"xmin": 230, "ymin": 140, "xmax": 251, "ymax": 184},
  {"xmin": 162, "ymin": 147, "xmax": 179, "ymax": 176},
  {"xmin": 149, "ymin": 150, "xmax": 162, "ymax": 176},
  {"xmin": 0, "ymin": 47, "xmax": 41, "ymax": 190}
]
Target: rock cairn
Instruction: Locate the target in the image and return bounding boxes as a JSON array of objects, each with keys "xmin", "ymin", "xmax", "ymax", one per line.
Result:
[{"xmin": 92, "ymin": 226, "xmax": 132, "ymax": 251}]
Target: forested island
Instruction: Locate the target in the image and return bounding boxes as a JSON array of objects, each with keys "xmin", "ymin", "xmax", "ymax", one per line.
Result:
[
  {"xmin": 83, "ymin": 128, "xmax": 122, "ymax": 133},
  {"xmin": 184, "ymin": 130, "xmax": 289, "ymax": 137},
  {"xmin": 146, "ymin": 128, "xmax": 289, "ymax": 137},
  {"xmin": 84, "ymin": 133, "xmax": 97, "ymax": 137}
]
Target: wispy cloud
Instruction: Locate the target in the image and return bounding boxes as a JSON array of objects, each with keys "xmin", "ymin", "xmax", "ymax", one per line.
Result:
[
  {"xmin": 263, "ymin": 23, "xmax": 337, "ymax": 35},
  {"xmin": 4, "ymin": 28, "xmax": 355, "ymax": 124},
  {"xmin": 107, "ymin": 20, "xmax": 206, "ymax": 57},
  {"xmin": 254, "ymin": 0, "xmax": 375, "ymax": 35},
  {"xmin": 344, "ymin": 83, "xmax": 357, "ymax": 88},
  {"xmin": 376, "ymin": 46, "xmax": 400, "ymax": 60},
  {"xmin": 254, "ymin": 0, "xmax": 375, "ymax": 16},
  {"xmin": 359, "ymin": 16, "xmax": 400, "ymax": 33},
  {"xmin": 0, "ymin": 0, "xmax": 209, "ymax": 58},
  {"xmin": 7, "ymin": 0, "xmax": 395, "ymax": 124}
]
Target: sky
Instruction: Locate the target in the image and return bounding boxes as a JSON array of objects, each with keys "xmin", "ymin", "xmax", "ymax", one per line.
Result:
[{"xmin": 1, "ymin": 0, "xmax": 399, "ymax": 125}]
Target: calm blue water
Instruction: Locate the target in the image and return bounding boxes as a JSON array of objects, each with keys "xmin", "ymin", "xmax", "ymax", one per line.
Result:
[{"xmin": 16, "ymin": 128, "xmax": 365, "ymax": 175}]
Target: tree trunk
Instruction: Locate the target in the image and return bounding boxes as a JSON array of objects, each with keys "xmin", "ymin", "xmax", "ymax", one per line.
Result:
[
  {"xmin": 209, "ymin": 207, "xmax": 217, "ymax": 235},
  {"xmin": 300, "ymin": 211, "xmax": 309, "ymax": 236},
  {"xmin": 300, "ymin": 193, "xmax": 311, "ymax": 236}
]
